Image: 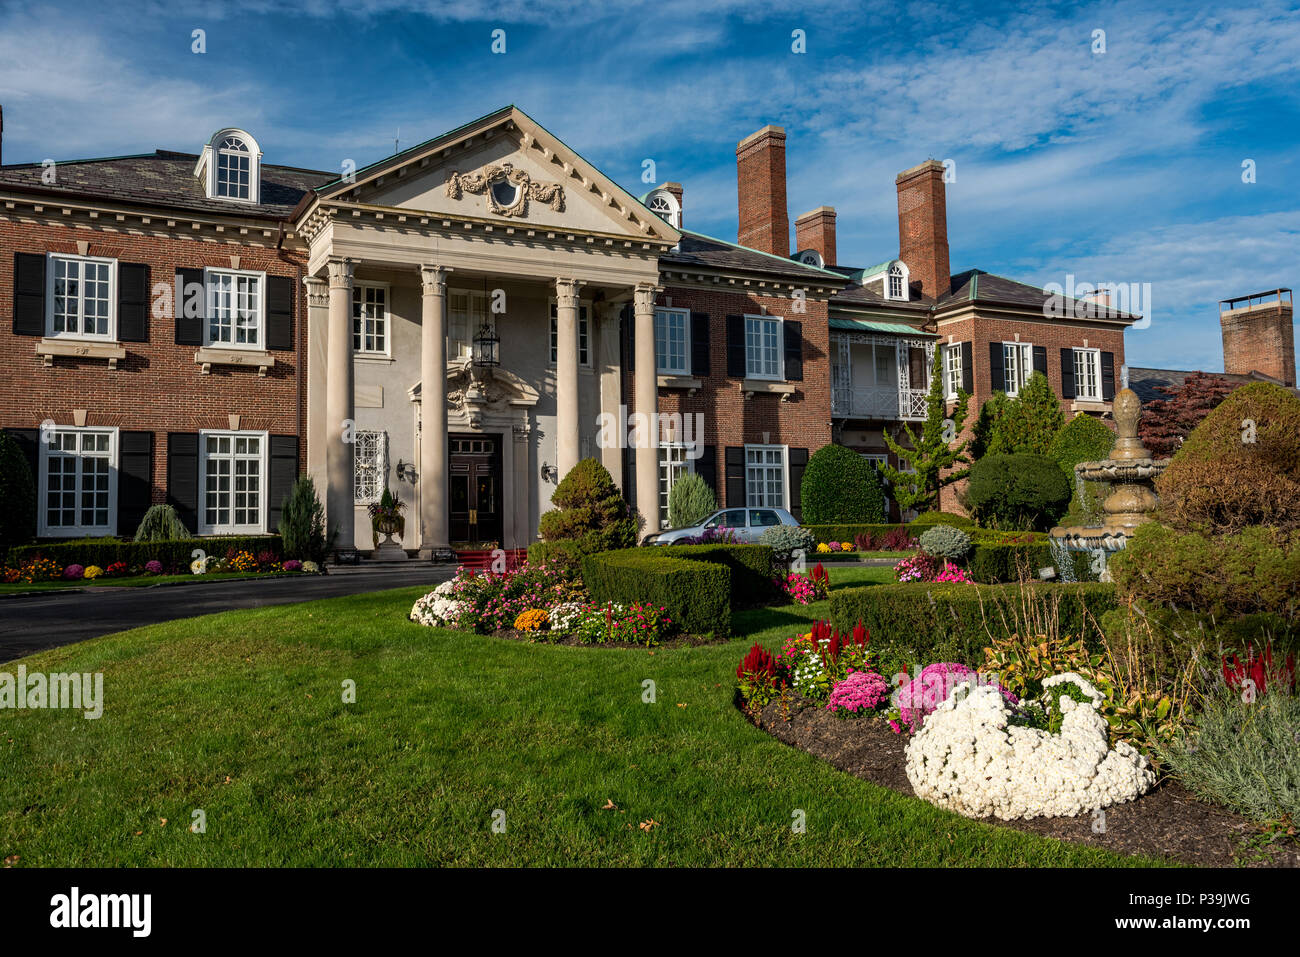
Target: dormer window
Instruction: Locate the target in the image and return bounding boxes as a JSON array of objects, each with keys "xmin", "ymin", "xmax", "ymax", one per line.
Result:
[
  {"xmin": 888, "ymin": 262, "xmax": 907, "ymax": 300},
  {"xmin": 645, "ymin": 189, "xmax": 681, "ymax": 228},
  {"xmin": 195, "ymin": 129, "xmax": 263, "ymax": 204}
]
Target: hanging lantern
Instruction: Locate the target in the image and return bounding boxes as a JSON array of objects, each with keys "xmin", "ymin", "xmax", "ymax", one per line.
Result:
[{"xmin": 472, "ymin": 321, "xmax": 500, "ymax": 368}]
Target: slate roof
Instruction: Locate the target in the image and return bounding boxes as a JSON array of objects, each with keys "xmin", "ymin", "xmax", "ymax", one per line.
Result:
[
  {"xmin": 1126, "ymin": 366, "xmax": 1295, "ymax": 404},
  {"xmin": 939, "ymin": 269, "xmax": 1141, "ymax": 321},
  {"xmin": 0, "ymin": 150, "xmax": 334, "ymax": 219},
  {"xmin": 660, "ymin": 230, "xmax": 845, "ymax": 282}
]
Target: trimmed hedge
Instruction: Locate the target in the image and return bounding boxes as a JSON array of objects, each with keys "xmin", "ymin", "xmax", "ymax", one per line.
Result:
[
  {"xmin": 966, "ymin": 541, "xmax": 1092, "ymax": 583},
  {"xmin": 829, "ymin": 581, "xmax": 1117, "ymax": 677},
  {"xmin": 909, "ymin": 511, "xmax": 978, "ymax": 531},
  {"xmin": 581, "ymin": 549, "xmax": 731, "ymax": 636},
  {"xmin": 653, "ymin": 543, "xmax": 775, "ymax": 607},
  {"xmin": 9, "ymin": 535, "xmax": 282, "ymax": 573},
  {"xmin": 806, "ymin": 524, "xmax": 906, "ymax": 544},
  {"xmin": 527, "ymin": 539, "xmax": 586, "ymax": 573}
]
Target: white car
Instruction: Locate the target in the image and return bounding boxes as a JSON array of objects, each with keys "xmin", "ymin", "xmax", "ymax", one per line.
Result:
[{"xmin": 642, "ymin": 507, "xmax": 800, "ymax": 545}]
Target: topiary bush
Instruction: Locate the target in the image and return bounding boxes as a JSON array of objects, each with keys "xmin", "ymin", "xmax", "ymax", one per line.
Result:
[
  {"xmin": 800, "ymin": 444, "xmax": 885, "ymax": 524},
  {"xmin": 1155, "ymin": 382, "xmax": 1300, "ymax": 533},
  {"xmin": 759, "ymin": 524, "xmax": 814, "ymax": 565},
  {"xmin": 278, "ymin": 476, "xmax": 336, "ymax": 563},
  {"xmin": 0, "ymin": 431, "xmax": 36, "ymax": 562},
  {"xmin": 538, "ymin": 458, "xmax": 638, "ymax": 553},
  {"xmin": 654, "ymin": 543, "xmax": 777, "ymax": 607},
  {"xmin": 965, "ymin": 453, "xmax": 1071, "ymax": 531},
  {"xmin": 666, "ymin": 472, "xmax": 716, "ymax": 529},
  {"xmin": 918, "ymin": 524, "xmax": 971, "ymax": 561},
  {"xmin": 133, "ymin": 503, "xmax": 191, "ymax": 542}
]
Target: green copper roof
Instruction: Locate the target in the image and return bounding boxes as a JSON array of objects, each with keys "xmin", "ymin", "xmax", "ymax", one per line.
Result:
[{"xmin": 829, "ymin": 317, "xmax": 928, "ymax": 335}]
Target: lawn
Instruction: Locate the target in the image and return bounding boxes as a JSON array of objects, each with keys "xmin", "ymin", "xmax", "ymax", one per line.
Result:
[
  {"xmin": 0, "ymin": 571, "xmax": 316, "ymax": 595},
  {"xmin": 0, "ymin": 564, "xmax": 1163, "ymax": 867}
]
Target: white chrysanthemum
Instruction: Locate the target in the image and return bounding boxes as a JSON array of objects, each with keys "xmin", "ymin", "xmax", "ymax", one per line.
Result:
[
  {"xmin": 904, "ymin": 677, "xmax": 1154, "ymax": 820},
  {"xmin": 409, "ymin": 590, "xmax": 466, "ymax": 627}
]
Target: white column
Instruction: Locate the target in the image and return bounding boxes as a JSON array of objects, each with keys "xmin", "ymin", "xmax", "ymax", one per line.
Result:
[
  {"xmin": 633, "ymin": 282, "xmax": 660, "ymax": 535},
  {"xmin": 419, "ymin": 264, "xmax": 451, "ymax": 559},
  {"xmin": 325, "ymin": 257, "xmax": 355, "ymax": 554},
  {"xmin": 554, "ymin": 277, "xmax": 583, "ymax": 479},
  {"xmin": 302, "ymin": 276, "xmax": 329, "ymax": 495}
]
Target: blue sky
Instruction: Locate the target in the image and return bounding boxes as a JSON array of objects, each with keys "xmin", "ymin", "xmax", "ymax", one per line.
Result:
[{"xmin": 2, "ymin": 0, "xmax": 1297, "ymax": 371}]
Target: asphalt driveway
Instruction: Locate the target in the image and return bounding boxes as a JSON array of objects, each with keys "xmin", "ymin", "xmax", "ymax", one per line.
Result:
[{"xmin": 0, "ymin": 565, "xmax": 455, "ymax": 662}]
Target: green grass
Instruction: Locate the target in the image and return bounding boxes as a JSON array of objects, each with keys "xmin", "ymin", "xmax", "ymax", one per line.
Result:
[
  {"xmin": 0, "ymin": 571, "xmax": 309, "ymax": 594},
  {"xmin": 0, "ymin": 568, "xmax": 1164, "ymax": 866}
]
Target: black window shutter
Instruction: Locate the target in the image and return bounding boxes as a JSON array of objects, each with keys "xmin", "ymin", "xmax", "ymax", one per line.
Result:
[
  {"xmin": 725, "ymin": 315, "xmax": 746, "ymax": 378},
  {"xmin": 1060, "ymin": 348, "xmax": 1076, "ymax": 399},
  {"xmin": 14, "ymin": 252, "xmax": 46, "ymax": 336},
  {"xmin": 788, "ymin": 447, "xmax": 809, "ymax": 521},
  {"xmin": 694, "ymin": 444, "xmax": 716, "ymax": 495},
  {"xmin": 689, "ymin": 312, "xmax": 710, "ymax": 376},
  {"xmin": 6, "ymin": 429, "xmax": 39, "ymax": 542},
  {"xmin": 267, "ymin": 435, "xmax": 299, "ymax": 533},
  {"xmin": 1101, "ymin": 351, "xmax": 1116, "ymax": 400},
  {"xmin": 724, "ymin": 446, "xmax": 746, "ymax": 508},
  {"xmin": 960, "ymin": 341, "xmax": 973, "ymax": 394},
  {"xmin": 783, "ymin": 320, "xmax": 803, "ymax": 381},
  {"xmin": 988, "ymin": 341, "xmax": 1004, "ymax": 392},
  {"xmin": 166, "ymin": 432, "xmax": 200, "ymax": 532},
  {"xmin": 1032, "ymin": 345, "xmax": 1047, "ymax": 378},
  {"xmin": 175, "ymin": 268, "xmax": 204, "ymax": 345},
  {"xmin": 622, "ymin": 303, "xmax": 634, "ymax": 373},
  {"xmin": 266, "ymin": 276, "xmax": 294, "ymax": 351},
  {"xmin": 117, "ymin": 262, "xmax": 150, "ymax": 343},
  {"xmin": 117, "ymin": 431, "xmax": 154, "ymax": 536}
]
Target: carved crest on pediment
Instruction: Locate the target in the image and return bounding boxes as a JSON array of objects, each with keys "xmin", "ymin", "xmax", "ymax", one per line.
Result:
[{"xmin": 445, "ymin": 161, "xmax": 565, "ymax": 217}]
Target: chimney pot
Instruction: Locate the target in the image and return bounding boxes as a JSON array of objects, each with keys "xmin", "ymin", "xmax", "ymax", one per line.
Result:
[{"xmin": 736, "ymin": 125, "xmax": 789, "ymax": 257}]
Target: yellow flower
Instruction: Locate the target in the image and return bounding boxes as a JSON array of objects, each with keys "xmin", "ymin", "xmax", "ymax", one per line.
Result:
[
  {"xmin": 816, "ymin": 542, "xmax": 831, "ymax": 553},
  {"xmin": 513, "ymin": 608, "xmax": 550, "ymax": 632},
  {"xmin": 83, "ymin": 565, "xmax": 103, "ymax": 580},
  {"xmin": 840, "ymin": 542, "xmax": 852, "ymax": 551}
]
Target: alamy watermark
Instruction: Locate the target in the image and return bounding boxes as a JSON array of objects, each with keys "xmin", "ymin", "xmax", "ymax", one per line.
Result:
[
  {"xmin": 1043, "ymin": 274, "xmax": 1152, "ymax": 329},
  {"xmin": 1, "ymin": 666, "xmax": 103, "ymax": 719}
]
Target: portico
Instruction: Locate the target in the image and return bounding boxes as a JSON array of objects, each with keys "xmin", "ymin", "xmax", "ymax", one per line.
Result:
[{"xmin": 294, "ymin": 107, "xmax": 678, "ymax": 557}]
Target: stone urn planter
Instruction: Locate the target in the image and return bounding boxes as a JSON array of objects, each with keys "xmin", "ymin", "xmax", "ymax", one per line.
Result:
[{"xmin": 368, "ymin": 488, "xmax": 408, "ymax": 562}]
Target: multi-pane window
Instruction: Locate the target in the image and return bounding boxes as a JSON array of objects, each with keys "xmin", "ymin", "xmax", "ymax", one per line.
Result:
[
  {"xmin": 216, "ymin": 136, "xmax": 252, "ymax": 200},
  {"xmin": 745, "ymin": 445, "xmax": 786, "ymax": 508},
  {"xmin": 352, "ymin": 284, "xmax": 388, "ymax": 355},
  {"xmin": 549, "ymin": 303, "xmax": 590, "ymax": 367},
  {"xmin": 943, "ymin": 343, "xmax": 963, "ymax": 400},
  {"xmin": 41, "ymin": 428, "xmax": 116, "ymax": 537},
  {"xmin": 448, "ymin": 290, "xmax": 487, "ymax": 360},
  {"xmin": 744, "ymin": 315, "xmax": 781, "ymax": 379},
  {"xmin": 207, "ymin": 270, "xmax": 263, "ymax": 347},
  {"xmin": 201, "ymin": 432, "xmax": 264, "ymax": 534},
  {"xmin": 888, "ymin": 263, "xmax": 906, "ymax": 300},
  {"xmin": 1002, "ymin": 342, "xmax": 1033, "ymax": 396},
  {"xmin": 354, "ymin": 430, "xmax": 386, "ymax": 505},
  {"xmin": 658, "ymin": 443, "xmax": 692, "ymax": 526},
  {"xmin": 1074, "ymin": 348, "xmax": 1101, "ymax": 400},
  {"xmin": 655, "ymin": 308, "xmax": 689, "ymax": 374},
  {"xmin": 48, "ymin": 254, "xmax": 114, "ymax": 338}
]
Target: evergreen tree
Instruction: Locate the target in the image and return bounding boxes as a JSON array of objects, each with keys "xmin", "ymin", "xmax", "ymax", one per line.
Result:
[
  {"xmin": 974, "ymin": 372, "xmax": 1063, "ymax": 458},
  {"xmin": 879, "ymin": 348, "xmax": 971, "ymax": 512}
]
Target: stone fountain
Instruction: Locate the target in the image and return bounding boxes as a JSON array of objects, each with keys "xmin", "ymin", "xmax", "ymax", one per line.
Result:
[{"xmin": 1050, "ymin": 387, "xmax": 1171, "ymax": 580}]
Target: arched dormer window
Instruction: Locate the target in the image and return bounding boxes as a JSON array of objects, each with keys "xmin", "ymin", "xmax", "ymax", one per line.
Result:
[
  {"xmin": 645, "ymin": 189, "xmax": 680, "ymax": 228},
  {"xmin": 887, "ymin": 262, "xmax": 909, "ymax": 301},
  {"xmin": 196, "ymin": 129, "xmax": 263, "ymax": 204}
]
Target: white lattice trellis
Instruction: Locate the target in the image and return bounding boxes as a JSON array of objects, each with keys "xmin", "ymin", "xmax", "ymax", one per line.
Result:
[{"xmin": 354, "ymin": 430, "xmax": 387, "ymax": 505}]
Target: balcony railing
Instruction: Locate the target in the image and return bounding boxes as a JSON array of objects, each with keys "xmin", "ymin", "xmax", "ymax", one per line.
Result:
[{"xmin": 832, "ymin": 385, "xmax": 928, "ymax": 421}]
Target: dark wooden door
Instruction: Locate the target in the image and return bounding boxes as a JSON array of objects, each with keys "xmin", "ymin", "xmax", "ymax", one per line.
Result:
[{"xmin": 448, "ymin": 434, "xmax": 503, "ymax": 545}]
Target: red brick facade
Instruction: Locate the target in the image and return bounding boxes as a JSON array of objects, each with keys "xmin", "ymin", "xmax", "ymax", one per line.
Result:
[
  {"xmin": 896, "ymin": 160, "xmax": 950, "ymax": 301},
  {"xmin": 1220, "ymin": 297, "xmax": 1295, "ymax": 388},
  {"xmin": 736, "ymin": 126, "xmax": 790, "ymax": 258}
]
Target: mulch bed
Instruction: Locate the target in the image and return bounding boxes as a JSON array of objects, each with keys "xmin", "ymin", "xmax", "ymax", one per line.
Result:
[
  {"xmin": 747, "ymin": 694, "xmax": 1300, "ymax": 868},
  {"xmin": 490, "ymin": 628, "xmax": 725, "ymax": 650}
]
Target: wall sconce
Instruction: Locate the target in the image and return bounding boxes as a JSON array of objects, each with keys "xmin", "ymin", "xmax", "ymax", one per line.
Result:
[
  {"xmin": 396, "ymin": 460, "xmax": 417, "ymax": 483},
  {"xmin": 541, "ymin": 462, "xmax": 559, "ymax": 484}
]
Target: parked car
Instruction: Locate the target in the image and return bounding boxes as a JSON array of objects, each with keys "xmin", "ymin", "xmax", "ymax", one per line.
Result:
[{"xmin": 641, "ymin": 507, "xmax": 800, "ymax": 545}]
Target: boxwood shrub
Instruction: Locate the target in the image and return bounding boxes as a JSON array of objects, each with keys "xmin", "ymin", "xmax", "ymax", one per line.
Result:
[
  {"xmin": 806, "ymin": 524, "xmax": 907, "ymax": 544},
  {"xmin": 581, "ymin": 549, "xmax": 731, "ymax": 636},
  {"xmin": 653, "ymin": 543, "xmax": 775, "ymax": 607},
  {"xmin": 828, "ymin": 581, "xmax": 1116, "ymax": 677},
  {"xmin": 9, "ymin": 535, "xmax": 282, "ymax": 573}
]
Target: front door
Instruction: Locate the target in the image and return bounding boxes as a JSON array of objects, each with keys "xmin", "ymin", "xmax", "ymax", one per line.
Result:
[{"xmin": 449, "ymin": 433, "xmax": 503, "ymax": 545}]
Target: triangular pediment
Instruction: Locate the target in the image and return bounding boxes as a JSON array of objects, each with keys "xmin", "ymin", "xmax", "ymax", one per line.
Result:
[{"xmin": 317, "ymin": 107, "xmax": 679, "ymax": 243}]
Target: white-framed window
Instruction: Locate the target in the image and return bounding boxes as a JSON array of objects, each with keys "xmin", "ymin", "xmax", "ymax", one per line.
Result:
[
  {"xmin": 942, "ymin": 343, "xmax": 963, "ymax": 400},
  {"xmin": 655, "ymin": 307, "xmax": 689, "ymax": 375},
  {"xmin": 354, "ymin": 430, "xmax": 386, "ymax": 505},
  {"xmin": 205, "ymin": 268, "xmax": 265, "ymax": 348},
  {"xmin": 1074, "ymin": 347, "xmax": 1101, "ymax": 400},
  {"xmin": 744, "ymin": 314, "xmax": 782, "ymax": 379},
  {"xmin": 352, "ymin": 283, "xmax": 389, "ymax": 355},
  {"xmin": 658, "ymin": 442, "xmax": 693, "ymax": 526},
  {"xmin": 645, "ymin": 189, "xmax": 681, "ymax": 229},
  {"xmin": 39, "ymin": 427, "xmax": 118, "ymax": 537},
  {"xmin": 46, "ymin": 253, "xmax": 116, "ymax": 340},
  {"xmin": 448, "ymin": 290, "xmax": 487, "ymax": 360},
  {"xmin": 888, "ymin": 262, "xmax": 907, "ymax": 301},
  {"xmin": 199, "ymin": 430, "xmax": 267, "ymax": 535},
  {"xmin": 1002, "ymin": 341, "xmax": 1033, "ymax": 396},
  {"xmin": 216, "ymin": 136, "xmax": 252, "ymax": 200},
  {"xmin": 745, "ymin": 444, "xmax": 787, "ymax": 508},
  {"xmin": 549, "ymin": 302, "xmax": 591, "ymax": 367}
]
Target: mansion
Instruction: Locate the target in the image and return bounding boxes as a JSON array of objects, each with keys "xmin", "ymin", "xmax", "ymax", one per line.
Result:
[{"xmin": 0, "ymin": 104, "xmax": 1159, "ymax": 555}]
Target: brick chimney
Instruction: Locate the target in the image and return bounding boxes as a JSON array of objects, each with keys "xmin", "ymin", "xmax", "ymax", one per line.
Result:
[
  {"xmin": 736, "ymin": 125, "xmax": 789, "ymax": 257},
  {"xmin": 896, "ymin": 159, "xmax": 950, "ymax": 300},
  {"xmin": 1220, "ymin": 290, "xmax": 1296, "ymax": 387},
  {"xmin": 0, "ymin": 104, "xmax": 5, "ymax": 167},
  {"xmin": 795, "ymin": 206, "xmax": 836, "ymax": 267}
]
